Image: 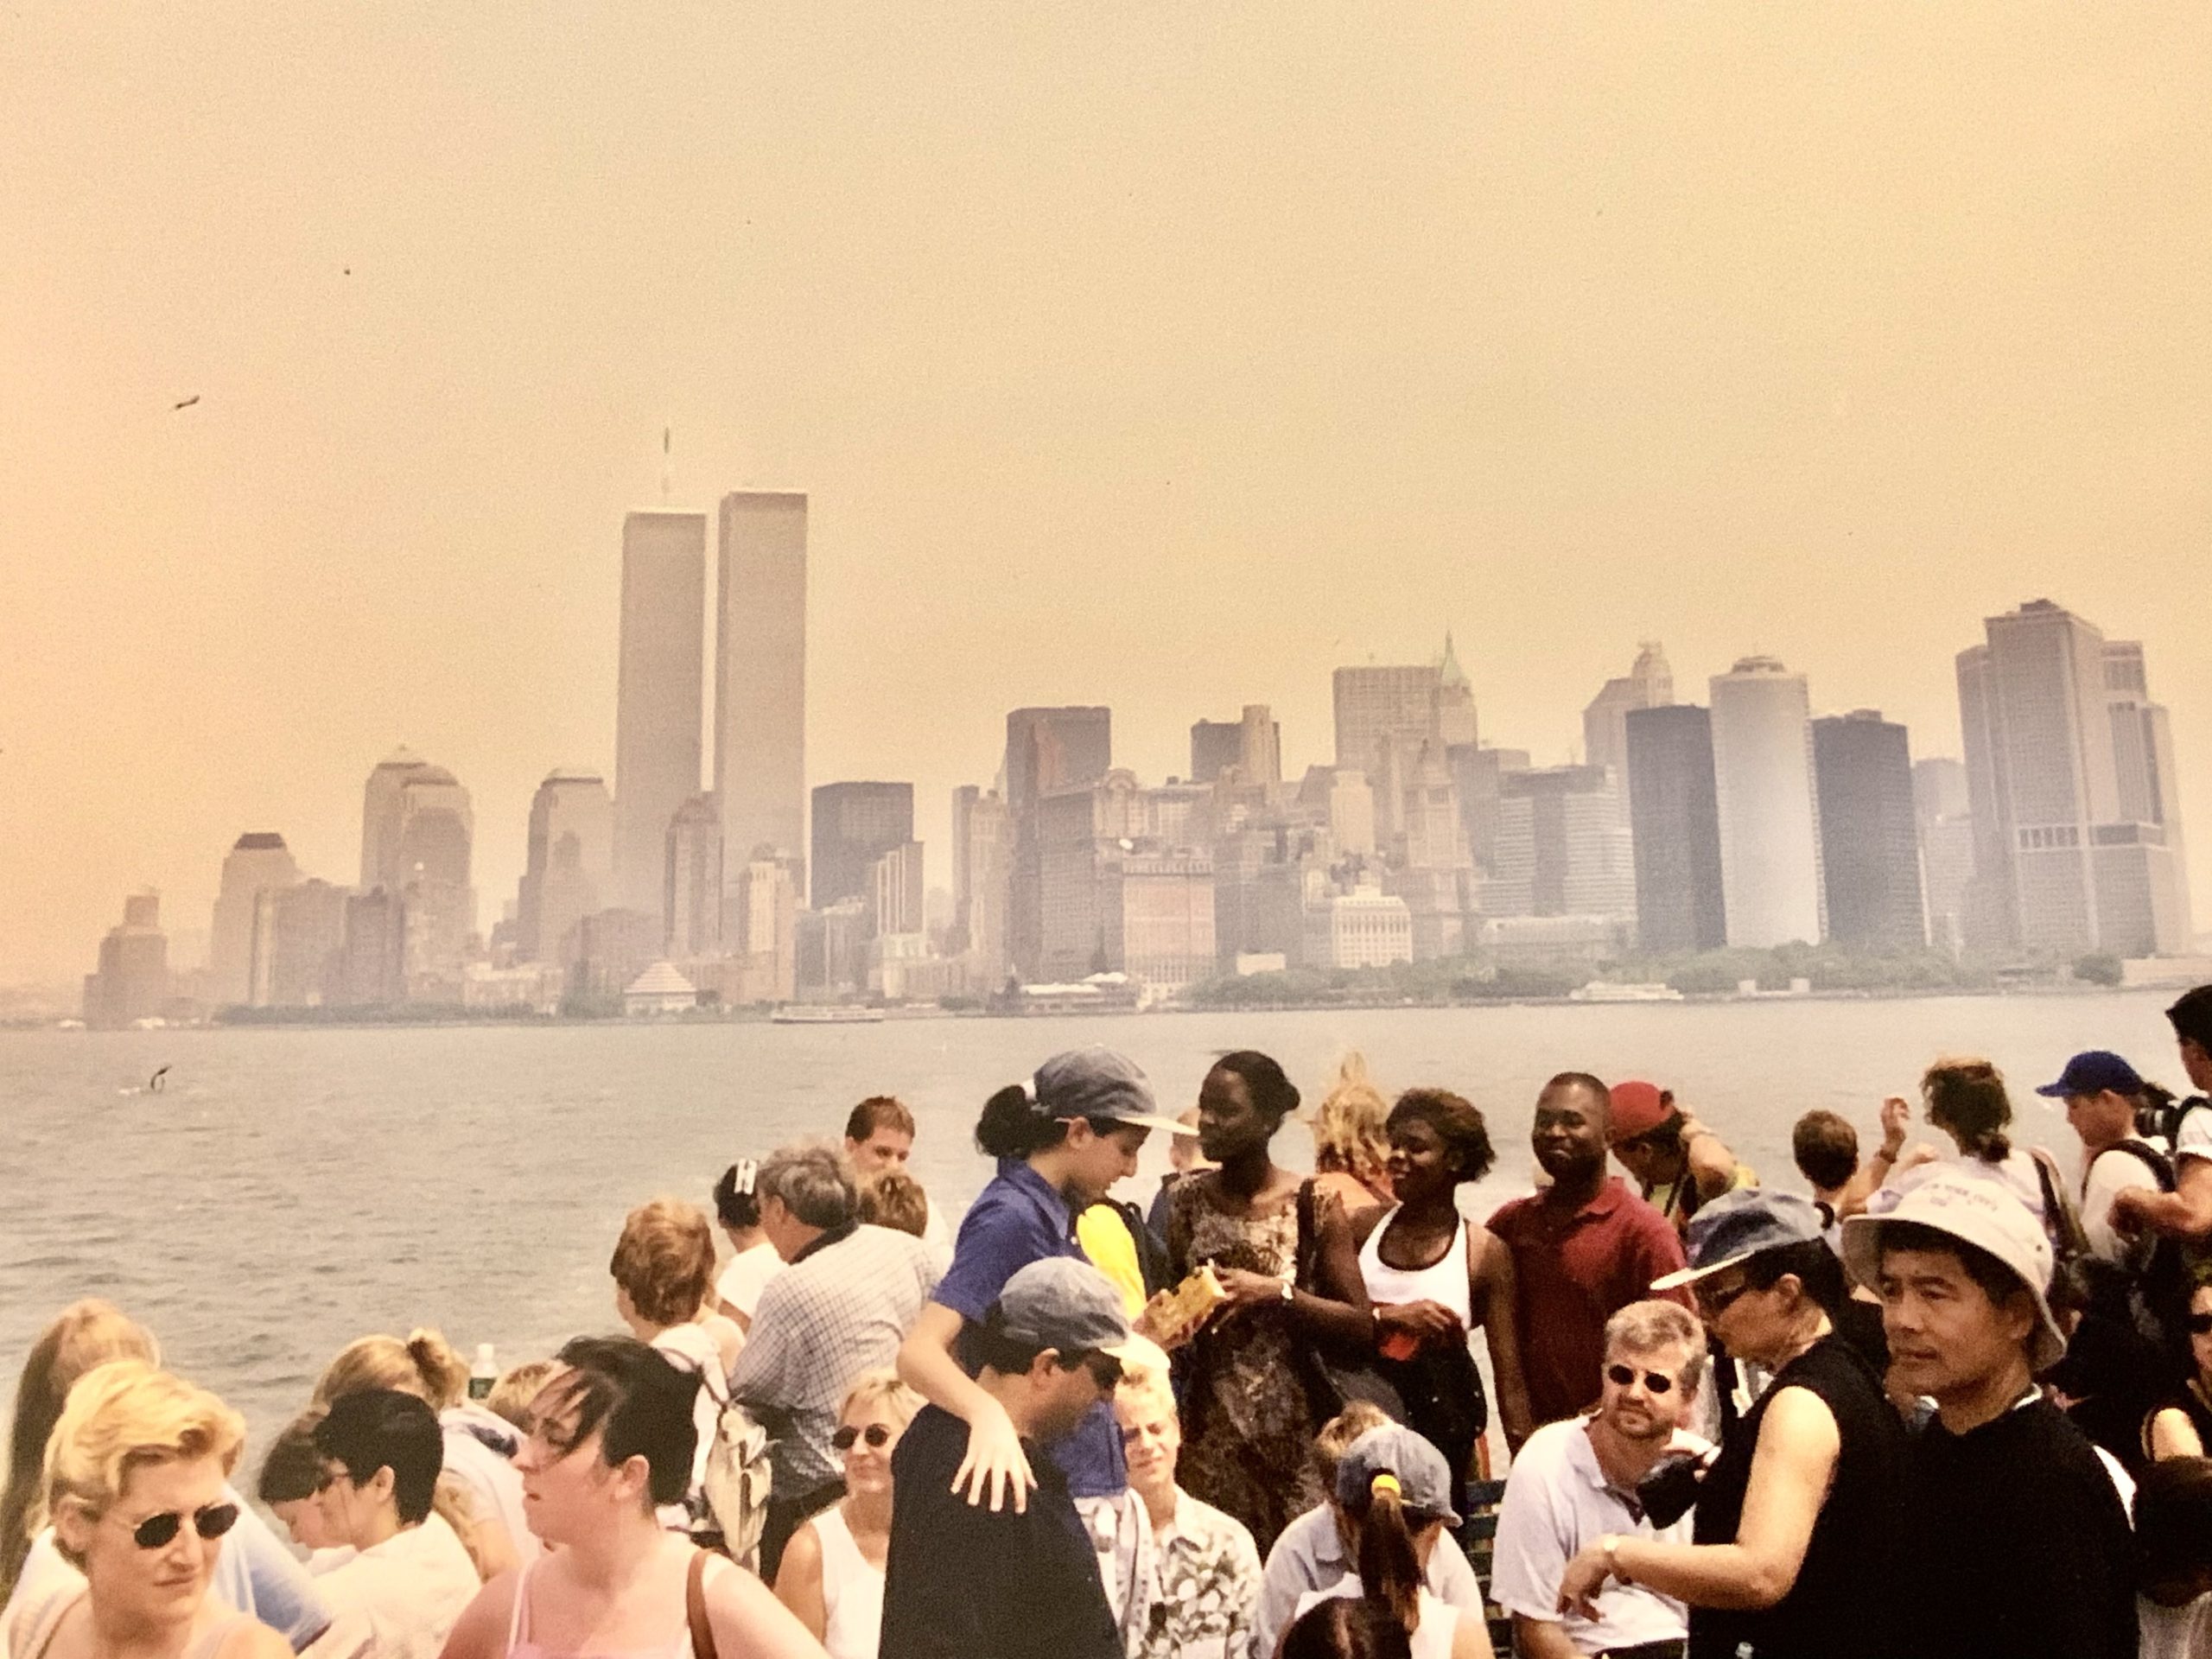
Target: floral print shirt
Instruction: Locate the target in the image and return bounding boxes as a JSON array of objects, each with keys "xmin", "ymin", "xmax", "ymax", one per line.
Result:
[{"xmin": 1139, "ymin": 1488, "xmax": 1264, "ymax": 1659}]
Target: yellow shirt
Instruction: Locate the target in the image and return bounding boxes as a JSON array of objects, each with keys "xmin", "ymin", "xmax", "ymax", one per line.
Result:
[{"xmin": 1077, "ymin": 1204, "xmax": 1150, "ymax": 1319}]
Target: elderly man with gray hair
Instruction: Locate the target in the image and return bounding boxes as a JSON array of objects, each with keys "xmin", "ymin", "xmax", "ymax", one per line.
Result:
[
  {"xmin": 1490, "ymin": 1300, "xmax": 1712, "ymax": 1659},
  {"xmin": 733, "ymin": 1140, "xmax": 943, "ymax": 1580}
]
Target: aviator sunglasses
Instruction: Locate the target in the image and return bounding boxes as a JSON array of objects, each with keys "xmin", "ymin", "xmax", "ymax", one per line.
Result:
[
  {"xmin": 121, "ymin": 1502, "xmax": 241, "ymax": 1549},
  {"xmin": 831, "ymin": 1424, "xmax": 894, "ymax": 1451},
  {"xmin": 1605, "ymin": 1363, "xmax": 1677, "ymax": 1395}
]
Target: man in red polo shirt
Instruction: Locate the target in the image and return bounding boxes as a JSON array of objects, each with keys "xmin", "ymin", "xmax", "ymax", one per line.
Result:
[{"xmin": 1488, "ymin": 1072, "xmax": 1693, "ymax": 1427}]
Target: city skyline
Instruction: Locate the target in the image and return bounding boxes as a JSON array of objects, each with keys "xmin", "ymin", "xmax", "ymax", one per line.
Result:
[{"xmin": 8, "ymin": 5, "xmax": 2211, "ymax": 986}]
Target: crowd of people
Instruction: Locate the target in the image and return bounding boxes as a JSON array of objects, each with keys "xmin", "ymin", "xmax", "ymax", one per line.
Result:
[{"xmin": 7, "ymin": 986, "xmax": 2212, "ymax": 1659}]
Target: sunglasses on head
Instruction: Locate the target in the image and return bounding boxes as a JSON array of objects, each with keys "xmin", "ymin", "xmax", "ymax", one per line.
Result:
[
  {"xmin": 830, "ymin": 1424, "xmax": 893, "ymax": 1451},
  {"xmin": 1605, "ymin": 1363, "xmax": 1677, "ymax": 1395},
  {"xmin": 125, "ymin": 1502, "xmax": 240, "ymax": 1550},
  {"xmin": 2187, "ymin": 1313, "xmax": 2212, "ymax": 1337}
]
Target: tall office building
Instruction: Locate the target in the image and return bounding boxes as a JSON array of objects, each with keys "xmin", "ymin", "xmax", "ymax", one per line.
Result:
[
  {"xmin": 1812, "ymin": 712, "xmax": 1926, "ymax": 950},
  {"xmin": 393, "ymin": 766, "xmax": 476, "ymax": 997},
  {"xmin": 251, "ymin": 879, "xmax": 349, "ymax": 1007},
  {"xmin": 209, "ymin": 832, "xmax": 301, "ymax": 1007},
  {"xmin": 1332, "ymin": 664, "xmax": 1440, "ymax": 777},
  {"xmin": 715, "ymin": 492, "xmax": 807, "ymax": 874},
  {"xmin": 664, "ymin": 794, "xmax": 724, "ymax": 960},
  {"xmin": 1709, "ymin": 657, "xmax": 1826, "ymax": 948},
  {"xmin": 811, "ymin": 782, "xmax": 915, "ymax": 909},
  {"xmin": 870, "ymin": 841, "xmax": 926, "ymax": 938},
  {"xmin": 1624, "ymin": 705, "xmax": 1728, "ymax": 953},
  {"xmin": 1450, "ymin": 745, "xmax": 1530, "ymax": 876},
  {"xmin": 1191, "ymin": 706, "xmax": 1283, "ymax": 786},
  {"xmin": 1913, "ymin": 758, "xmax": 1976, "ymax": 954},
  {"xmin": 1005, "ymin": 707, "xmax": 1113, "ymax": 978},
  {"xmin": 613, "ymin": 511, "xmax": 707, "ymax": 920},
  {"xmin": 1957, "ymin": 600, "xmax": 2192, "ymax": 955},
  {"xmin": 517, "ymin": 769, "xmax": 614, "ymax": 963},
  {"xmin": 1435, "ymin": 636, "xmax": 1478, "ymax": 749},
  {"xmin": 1583, "ymin": 642, "xmax": 1675, "ymax": 779},
  {"xmin": 83, "ymin": 891, "xmax": 170, "ymax": 1028},
  {"xmin": 360, "ymin": 749, "xmax": 432, "ymax": 892},
  {"xmin": 1487, "ymin": 766, "xmax": 1637, "ymax": 922},
  {"xmin": 951, "ymin": 785, "xmax": 1012, "ymax": 983}
]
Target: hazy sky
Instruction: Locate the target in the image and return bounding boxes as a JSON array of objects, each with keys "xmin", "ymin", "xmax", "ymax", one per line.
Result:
[{"xmin": 5, "ymin": 3, "xmax": 2209, "ymax": 985}]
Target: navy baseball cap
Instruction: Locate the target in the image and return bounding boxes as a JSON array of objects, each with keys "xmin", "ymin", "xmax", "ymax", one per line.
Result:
[{"xmin": 2034, "ymin": 1051, "xmax": 2145, "ymax": 1099}]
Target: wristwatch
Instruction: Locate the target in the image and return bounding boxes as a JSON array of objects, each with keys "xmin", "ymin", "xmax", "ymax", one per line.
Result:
[{"xmin": 1601, "ymin": 1534, "xmax": 1626, "ymax": 1583}]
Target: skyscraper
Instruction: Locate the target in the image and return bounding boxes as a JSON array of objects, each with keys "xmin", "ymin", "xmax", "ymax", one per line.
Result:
[
  {"xmin": 1624, "ymin": 705, "xmax": 1728, "ymax": 953},
  {"xmin": 1487, "ymin": 766, "xmax": 1637, "ymax": 922},
  {"xmin": 1190, "ymin": 707, "xmax": 1283, "ymax": 785},
  {"xmin": 1189, "ymin": 721, "xmax": 1244, "ymax": 786},
  {"xmin": 1332, "ymin": 664, "xmax": 1440, "ymax": 777},
  {"xmin": 951, "ymin": 785, "xmax": 1011, "ymax": 985},
  {"xmin": 664, "ymin": 793, "xmax": 724, "ymax": 960},
  {"xmin": 1709, "ymin": 657, "xmax": 1826, "ymax": 948},
  {"xmin": 1956, "ymin": 600, "xmax": 2192, "ymax": 956},
  {"xmin": 1582, "ymin": 642, "xmax": 1675, "ymax": 778},
  {"xmin": 1004, "ymin": 707, "xmax": 1113, "ymax": 978},
  {"xmin": 870, "ymin": 841, "xmax": 926, "ymax": 938},
  {"xmin": 715, "ymin": 492, "xmax": 807, "ymax": 874},
  {"xmin": 360, "ymin": 748, "xmax": 432, "ymax": 892},
  {"xmin": 83, "ymin": 891, "xmax": 169, "ymax": 1028},
  {"xmin": 1435, "ymin": 635, "xmax": 1478, "ymax": 748},
  {"xmin": 251, "ymin": 879, "xmax": 348, "ymax": 1007},
  {"xmin": 209, "ymin": 832, "xmax": 301, "ymax": 1007},
  {"xmin": 517, "ymin": 769, "xmax": 614, "ymax": 963},
  {"xmin": 393, "ymin": 766, "xmax": 475, "ymax": 997},
  {"xmin": 1812, "ymin": 712, "xmax": 1926, "ymax": 950},
  {"xmin": 1913, "ymin": 758, "xmax": 1976, "ymax": 954},
  {"xmin": 613, "ymin": 511, "xmax": 707, "ymax": 921},
  {"xmin": 811, "ymin": 782, "xmax": 915, "ymax": 909}
]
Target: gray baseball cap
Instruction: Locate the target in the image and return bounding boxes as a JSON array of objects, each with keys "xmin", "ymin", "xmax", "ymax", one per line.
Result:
[
  {"xmin": 994, "ymin": 1257, "xmax": 1146, "ymax": 1362},
  {"xmin": 1031, "ymin": 1048, "xmax": 1198, "ymax": 1136},
  {"xmin": 1334, "ymin": 1424, "xmax": 1460, "ymax": 1525},
  {"xmin": 1651, "ymin": 1187, "xmax": 1827, "ymax": 1290}
]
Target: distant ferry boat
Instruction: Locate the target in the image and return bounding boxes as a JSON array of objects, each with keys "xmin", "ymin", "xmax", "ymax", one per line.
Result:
[
  {"xmin": 771, "ymin": 1005, "xmax": 887, "ymax": 1025},
  {"xmin": 1569, "ymin": 982, "xmax": 1685, "ymax": 1003}
]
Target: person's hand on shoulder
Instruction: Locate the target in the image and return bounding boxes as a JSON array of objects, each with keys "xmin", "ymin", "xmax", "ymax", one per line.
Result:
[{"xmin": 952, "ymin": 1395, "xmax": 1037, "ymax": 1513}]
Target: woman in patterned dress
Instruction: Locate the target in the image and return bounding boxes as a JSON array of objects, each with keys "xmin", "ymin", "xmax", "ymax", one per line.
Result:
[{"xmin": 1159, "ymin": 1052, "xmax": 1373, "ymax": 1554}]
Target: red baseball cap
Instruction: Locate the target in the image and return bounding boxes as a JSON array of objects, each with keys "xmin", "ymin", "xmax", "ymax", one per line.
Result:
[{"xmin": 1607, "ymin": 1079, "xmax": 1675, "ymax": 1145}]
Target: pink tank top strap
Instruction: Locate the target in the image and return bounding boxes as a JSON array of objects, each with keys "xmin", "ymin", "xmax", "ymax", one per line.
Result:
[
  {"xmin": 504, "ymin": 1557, "xmax": 543, "ymax": 1657},
  {"xmin": 16, "ymin": 1586, "xmax": 82, "ymax": 1659}
]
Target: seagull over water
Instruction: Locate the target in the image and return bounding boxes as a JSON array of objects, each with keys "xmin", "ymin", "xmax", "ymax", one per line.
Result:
[{"xmin": 172, "ymin": 394, "xmax": 200, "ymax": 410}]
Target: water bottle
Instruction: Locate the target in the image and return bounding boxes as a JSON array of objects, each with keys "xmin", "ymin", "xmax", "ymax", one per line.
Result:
[{"xmin": 469, "ymin": 1343, "xmax": 498, "ymax": 1401}]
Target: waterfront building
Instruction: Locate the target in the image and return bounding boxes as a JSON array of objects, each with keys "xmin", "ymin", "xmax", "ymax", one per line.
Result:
[
  {"xmin": 812, "ymin": 782, "xmax": 914, "ymax": 909},
  {"xmin": 570, "ymin": 906, "xmax": 664, "ymax": 1007},
  {"xmin": 1302, "ymin": 885, "xmax": 1414, "ymax": 970},
  {"xmin": 1486, "ymin": 766, "xmax": 1637, "ymax": 924},
  {"xmin": 1103, "ymin": 848, "xmax": 1216, "ymax": 995},
  {"xmin": 715, "ymin": 491, "xmax": 808, "ymax": 877},
  {"xmin": 664, "ymin": 793, "xmax": 724, "ymax": 960},
  {"xmin": 1957, "ymin": 600, "xmax": 2192, "ymax": 955},
  {"xmin": 83, "ymin": 891, "xmax": 169, "ymax": 1028},
  {"xmin": 392, "ymin": 766, "xmax": 476, "ymax": 999},
  {"xmin": 797, "ymin": 898, "xmax": 870, "ymax": 994},
  {"xmin": 250, "ymin": 878, "xmax": 348, "ymax": 1007},
  {"xmin": 209, "ymin": 832, "xmax": 301, "ymax": 1007},
  {"xmin": 1812, "ymin": 711, "xmax": 1927, "ymax": 950},
  {"xmin": 1913, "ymin": 758, "xmax": 1976, "ymax": 955},
  {"xmin": 1709, "ymin": 656, "xmax": 1826, "ymax": 948},
  {"xmin": 870, "ymin": 840, "xmax": 926, "ymax": 938},
  {"xmin": 950, "ymin": 785, "xmax": 1011, "ymax": 984},
  {"xmin": 623, "ymin": 960, "xmax": 698, "ymax": 1017},
  {"xmin": 1582, "ymin": 642, "xmax": 1675, "ymax": 780},
  {"xmin": 613, "ymin": 511, "xmax": 707, "ymax": 921},
  {"xmin": 335, "ymin": 888, "xmax": 406, "ymax": 1007},
  {"xmin": 1211, "ymin": 818, "xmax": 1319, "ymax": 969},
  {"xmin": 517, "ymin": 769, "xmax": 613, "ymax": 963},
  {"xmin": 724, "ymin": 855, "xmax": 798, "ymax": 1004},
  {"xmin": 1004, "ymin": 706, "xmax": 1112, "ymax": 978},
  {"xmin": 359, "ymin": 748, "xmax": 432, "ymax": 892},
  {"xmin": 1478, "ymin": 914, "xmax": 1630, "ymax": 975},
  {"xmin": 1450, "ymin": 744, "xmax": 1530, "ymax": 877},
  {"xmin": 1624, "ymin": 705, "xmax": 1728, "ymax": 953}
]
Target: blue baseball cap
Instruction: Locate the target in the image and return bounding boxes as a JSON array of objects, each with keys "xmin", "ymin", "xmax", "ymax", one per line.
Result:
[
  {"xmin": 2034, "ymin": 1051, "xmax": 2145, "ymax": 1099},
  {"xmin": 1651, "ymin": 1188, "xmax": 1827, "ymax": 1289}
]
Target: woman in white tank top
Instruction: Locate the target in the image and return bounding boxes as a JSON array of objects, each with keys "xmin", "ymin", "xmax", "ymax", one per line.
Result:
[
  {"xmin": 772, "ymin": 1372, "xmax": 920, "ymax": 1659},
  {"xmin": 1351, "ymin": 1090, "xmax": 1533, "ymax": 1469}
]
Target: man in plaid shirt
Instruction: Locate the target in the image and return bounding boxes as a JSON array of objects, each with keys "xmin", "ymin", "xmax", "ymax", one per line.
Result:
[{"xmin": 733, "ymin": 1140, "xmax": 942, "ymax": 1577}]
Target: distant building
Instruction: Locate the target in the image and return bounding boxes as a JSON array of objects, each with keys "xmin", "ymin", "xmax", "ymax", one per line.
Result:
[
  {"xmin": 722, "ymin": 856, "xmax": 798, "ymax": 1004},
  {"xmin": 83, "ymin": 891, "xmax": 169, "ymax": 1028},
  {"xmin": 1304, "ymin": 885, "xmax": 1414, "ymax": 970},
  {"xmin": 209, "ymin": 833, "xmax": 301, "ymax": 1007},
  {"xmin": 1327, "ymin": 769, "xmax": 1377, "ymax": 860},
  {"xmin": 1709, "ymin": 656, "xmax": 1826, "ymax": 948},
  {"xmin": 335, "ymin": 888, "xmax": 406, "ymax": 1007},
  {"xmin": 797, "ymin": 898, "xmax": 870, "ymax": 995},
  {"xmin": 1913, "ymin": 758, "xmax": 1976, "ymax": 955},
  {"xmin": 1812, "ymin": 712, "xmax": 1927, "ymax": 950},
  {"xmin": 613, "ymin": 511, "xmax": 707, "ymax": 923},
  {"xmin": 1005, "ymin": 707, "xmax": 1113, "ymax": 978},
  {"xmin": 517, "ymin": 769, "xmax": 613, "ymax": 963},
  {"xmin": 1435, "ymin": 635, "xmax": 1478, "ymax": 748},
  {"xmin": 1957, "ymin": 600, "xmax": 2192, "ymax": 955},
  {"xmin": 624, "ymin": 961, "xmax": 698, "ymax": 1017},
  {"xmin": 1450, "ymin": 745, "xmax": 1529, "ymax": 877},
  {"xmin": 1190, "ymin": 721, "xmax": 1244, "ymax": 788},
  {"xmin": 1332, "ymin": 664, "xmax": 1440, "ymax": 804},
  {"xmin": 950, "ymin": 786, "xmax": 1011, "ymax": 984},
  {"xmin": 715, "ymin": 492, "xmax": 808, "ymax": 876},
  {"xmin": 1212, "ymin": 818, "xmax": 1319, "ymax": 969},
  {"xmin": 392, "ymin": 766, "xmax": 476, "ymax": 999},
  {"xmin": 251, "ymin": 878, "xmax": 348, "ymax": 1007},
  {"xmin": 812, "ymin": 782, "xmax": 915, "ymax": 910},
  {"xmin": 1582, "ymin": 642, "xmax": 1675, "ymax": 780},
  {"xmin": 1487, "ymin": 766, "xmax": 1637, "ymax": 924},
  {"xmin": 1188, "ymin": 706, "xmax": 1279, "ymax": 791},
  {"xmin": 870, "ymin": 841, "xmax": 926, "ymax": 938},
  {"xmin": 570, "ymin": 907, "xmax": 663, "ymax": 1006},
  {"xmin": 1103, "ymin": 849, "xmax": 1216, "ymax": 995},
  {"xmin": 359, "ymin": 748, "xmax": 433, "ymax": 892},
  {"xmin": 1624, "ymin": 705, "xmax": 1728, "ymax": 953},
  {"xmin": 664, "ymin": 794, "xmax": 724, "ymax": 960},
  {"xmin": 1480, "ymin": 915, "xmax": 1629, "ymax": 975}
]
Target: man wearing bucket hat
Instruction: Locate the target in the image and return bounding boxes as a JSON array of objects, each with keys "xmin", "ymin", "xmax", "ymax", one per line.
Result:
[
  {"xmin": 881, "ymin": 1256, "xmax": 1148, "ymax": 1659},
  {"xmin": 1843, "ymin": 1169, "xmax": 2137, "ymax": 1659},
  {"xmin": 1559, "ymin": 1189, "xmax": 1909, "ymax": 1659}
]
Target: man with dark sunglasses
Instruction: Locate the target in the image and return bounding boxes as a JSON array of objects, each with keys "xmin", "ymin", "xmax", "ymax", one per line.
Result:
[
  {"xmin": 881, "ymin": 1258, "xmax": 1144, "ymax": 1659},
  {"xmin": 1492, "ymin": 1300, "xmax": 1711, "ymax": 1659}
]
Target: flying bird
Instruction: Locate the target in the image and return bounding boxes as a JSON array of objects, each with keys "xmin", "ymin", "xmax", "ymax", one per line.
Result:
[
  {"xmin": 172, "ymin": 395, "xmax": 200, "ymax": 410},
  {"xmin": 149, "ymin": 1065, "xmax": 170, "ymax": 1092}
]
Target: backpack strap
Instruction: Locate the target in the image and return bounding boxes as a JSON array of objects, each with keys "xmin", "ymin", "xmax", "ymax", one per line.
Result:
[
  {"xmin": 686, "ymin": 1550, "xmax": 720, "ymax": 1659},
  {"xmin": 2029, "ymin": 1147, "xmax": 2092, "ymax": 1262},
  {"xmin": 2104, "ymin": 1138, "xmax": 2177, "ymax": 1194}
]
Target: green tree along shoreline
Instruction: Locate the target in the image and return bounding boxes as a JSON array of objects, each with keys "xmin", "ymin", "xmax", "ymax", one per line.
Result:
[{"xmin": 1180, "ymin": 944, "xmax": 2130, "ymax": 1010}]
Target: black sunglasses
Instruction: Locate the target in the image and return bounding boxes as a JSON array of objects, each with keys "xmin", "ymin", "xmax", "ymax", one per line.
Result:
[
  {"xmin": 1079, "ymin": 1352, "xmax": 1124, "ymax": 1391},
  {"xmin": 128, "ymin": 1502, "xmax": 240, "ymax": 1550},
  {"xmin": 2186, "ymin": 1313, "xmax": 2212, "ymax": 1337},
  {"xmin": 830, "ymin": 1424, "xmax": 893, "ymax": 1451},
  {"xmin": 1694, "ymin": 1276, "xmax": 1753, "ymax": 1318},
  {"xmin": 1605, "ymin": 1363, "xmax": 1677, "ymax": 1395}
]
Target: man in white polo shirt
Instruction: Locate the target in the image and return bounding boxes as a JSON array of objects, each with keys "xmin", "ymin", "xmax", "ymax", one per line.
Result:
[{"xmin": 1491, "ymin": 1300, "xmax": 1711, "ymax": 1659}]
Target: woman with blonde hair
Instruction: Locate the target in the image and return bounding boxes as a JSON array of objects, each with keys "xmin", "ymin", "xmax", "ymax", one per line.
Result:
[
  {"xmin": 3, "ymin": 1360, "xmax": 290, "ymax": 1659},
  {"xmin": 2, "ymin": 1306, "xmax": 324, "ymax": 1650},
  {"xmin": 312, "ymin": 1332, "xmax": 530, "ymax": 1580},
  {"xmin": 1308, "ymin": 1056, "xmax": 1395, "ymax": 1217},
  {"xmin": 772, "ymin": 1370, "xmax": 922, "ymax": 1659}
]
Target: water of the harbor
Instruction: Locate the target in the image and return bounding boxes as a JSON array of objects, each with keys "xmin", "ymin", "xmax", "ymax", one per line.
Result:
[{"xmin": 0, "ymin": 990, "xmax": 2192, "ymax": 1457}]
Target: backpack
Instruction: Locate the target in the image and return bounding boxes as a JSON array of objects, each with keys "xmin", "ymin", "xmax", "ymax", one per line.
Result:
[
  {"xmin": 2075, "ymin": 1138, "xmax": 2193, "ymax": 1360},
  {"xmin": 1106, "ymin": 1196, "xmax": 1178, "ymax": 1299},
  {"xmin": 697, "ymin": 1387, "xmax": 774, "ymax": 1570},
  {"xmin": 2152, "ymin": 1095, "xmax": 2212, "ymax": 1160}
]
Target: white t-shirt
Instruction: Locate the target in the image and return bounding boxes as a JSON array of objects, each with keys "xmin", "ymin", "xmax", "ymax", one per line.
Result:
[
  {"xmin": 1489, "ymin": 1417, "xmax": 1700, "ymax": 1657},
  {"xmin": 302, "ymin": 1513, "xmax": 480, "ymax": 1659},
  {"xmin": 716, "ymin": 1241, "xmax": 784, "ymax": 1320},
  {"xmin": 2173, "ymin": 1106, "xmax": 2212, "ymax": 1169},
  {"xmin": 1294, "ymin": 1583, "xmax": 1458, "ymax": 1659},
  {"xmin": 439, "ymin": 1406, "xmax": 539, "ymax": 1567},
  {"xmin": 2081, "ymin": 1143, "xmax": 2165, "ymax": 1266}
]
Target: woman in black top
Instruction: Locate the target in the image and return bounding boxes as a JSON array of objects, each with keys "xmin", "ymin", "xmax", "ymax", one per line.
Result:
[{"xmin": 1557, "ymin": 1190, "xmax": 1911, "ymax": 1659}]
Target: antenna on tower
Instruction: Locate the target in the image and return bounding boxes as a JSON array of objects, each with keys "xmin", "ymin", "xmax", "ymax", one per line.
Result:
[{"xmin": 661, "ymin": 426, "xmax": 672, "ymax": 503}]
